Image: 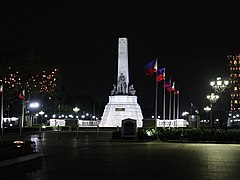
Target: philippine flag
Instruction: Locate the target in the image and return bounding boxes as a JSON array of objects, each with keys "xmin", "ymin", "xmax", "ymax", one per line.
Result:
[
  {"xmin": 156, "ymin": 67, "xmax": 165, "ymax": 82},
  {"xmin": 144, "ymin": 59, "xmax": 157, "ymax": 76},
  {"xmin": 163, "ymin": 80, "xmax": 171, "ymax": 88},
  {"xmin": 163, "ymin": 79, "xmax": 172, "ymax": 91}
]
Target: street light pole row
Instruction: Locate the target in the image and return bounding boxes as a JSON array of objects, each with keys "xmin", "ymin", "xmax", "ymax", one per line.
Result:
[{"xmin": 206, "ymin": 76, "xmax": 229, "ymax": 128}]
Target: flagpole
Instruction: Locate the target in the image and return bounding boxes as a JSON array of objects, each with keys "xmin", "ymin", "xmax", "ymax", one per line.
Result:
[
  {"xmin": 173, "ymin": 90, "xmax": 176, "ymax": 120},
  {"xmin": 163, "ymin": 79, "xmax": 166, "ymax": 129},
  {"xmin": 20, "ymin": 90, "xmax": 25, "ymax": 137},
  {"xmin": 1, "ymin": 85, "xmax": 3, "ymax": 137},
  {"xmin": 177, "ymin": 91, "xmax": 180, "ymax": 119},
  {"xmin": 173, "ymin": 91, "xmax": 176, "ymax": 127},
  {"xmin": 190, "ymin": 102, "xmax": 193, "ymax": 114},
  {"xmin": 172, "ymin": 82, "xmax": 175, "ymax": 119},
  {"xmin": 169, "ymin": 90, "xmax": 171, "ymax": 121},
  {"xmin": 154, "ymin": 59, "xmax": 158, "ymax": 132}
]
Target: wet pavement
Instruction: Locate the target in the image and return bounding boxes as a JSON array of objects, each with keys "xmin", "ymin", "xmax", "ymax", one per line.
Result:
[{"xmin": 1, "ymin": 130, "xmax": 240, "ymax": 180}]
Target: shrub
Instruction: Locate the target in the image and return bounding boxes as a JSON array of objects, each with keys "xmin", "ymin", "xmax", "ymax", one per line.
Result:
[{"xmin": 141, "ymin": 128, "xmax": 240, "ymax": 142}]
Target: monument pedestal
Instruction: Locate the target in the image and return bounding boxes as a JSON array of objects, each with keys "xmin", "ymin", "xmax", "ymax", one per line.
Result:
[{"xmin": 99, "ymin": 95, "xmax": 143, "ymax": 127}]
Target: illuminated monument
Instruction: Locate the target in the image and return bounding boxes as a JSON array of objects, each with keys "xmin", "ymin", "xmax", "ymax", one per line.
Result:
[{"xmin": 99, "ymin": 38, "xmax": 143, "ymax": 127}]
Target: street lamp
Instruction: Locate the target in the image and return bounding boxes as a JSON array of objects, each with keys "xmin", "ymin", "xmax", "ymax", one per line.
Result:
[
  {"xmin": 73, "ymin": 106, "xmax": 80, "ymax": 139},
  {"xmin": 39, "ymin": 111, "xmax": 45, "ymax": 120},
  {"xmin": 204, "ymin": 106, "xmax": 211, "ymax": 127},
  {"xmin": 210, "ymin": 77, "xmax": 230, "ymax": 128},
  {"xmin": 29, "ymin": 102, "xmax": 40, "ymax": 109},
  {"xmin": 38, "ymin": 110, "xmax": 45, "ymax": 139},
  {"xmin": 210, "ymin": 76, "xmax": 229, "ymax": 93},
  {"xmin": 73, "ymin": 106, "xmax": 80, "ymax": 118},
  {"xmin": 29, "ymin": 102, "xmax": 40, "ymax": 125},
  {"xmin": 207, "ymin": 93, "xmax": 219, "ymax": 127},
  {"xmin": 204, "ymin": 106, "xmax": 211, "ymax": 112},
  {"xmin": 207, "ymin": 93, "xmax": 219, "ymax": 104}
]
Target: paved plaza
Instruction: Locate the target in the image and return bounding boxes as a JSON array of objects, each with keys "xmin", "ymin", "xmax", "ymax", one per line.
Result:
[{"xmin": 1, "ymin": 130, "xmax": 240, "ymax": 180}]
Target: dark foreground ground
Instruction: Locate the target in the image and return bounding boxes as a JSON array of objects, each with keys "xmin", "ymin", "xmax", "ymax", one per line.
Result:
[{"xmin": 1, "ymin": 130, "xmax": 240, "ymax": 180}]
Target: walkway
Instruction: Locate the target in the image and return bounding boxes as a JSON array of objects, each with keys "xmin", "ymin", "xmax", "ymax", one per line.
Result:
[{"xmin": 1, "ymin": 131, "xmax": 240, "ymax": 179}]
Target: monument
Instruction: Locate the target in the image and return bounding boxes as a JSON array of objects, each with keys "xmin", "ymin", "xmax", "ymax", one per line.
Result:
[{"xmin": 99, "ymin": 38, "xmax": 143, "ymax": 127}]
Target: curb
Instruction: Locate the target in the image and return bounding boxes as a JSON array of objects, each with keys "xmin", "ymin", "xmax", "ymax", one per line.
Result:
[{"xmin": 0, "ymin": 152, "xmax": 45, "ymax": 168}]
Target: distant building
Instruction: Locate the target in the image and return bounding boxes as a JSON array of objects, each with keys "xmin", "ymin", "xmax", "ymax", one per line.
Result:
[{"xmin": 228, "ymin": 54, "xmax": 240, "ymax": 126}]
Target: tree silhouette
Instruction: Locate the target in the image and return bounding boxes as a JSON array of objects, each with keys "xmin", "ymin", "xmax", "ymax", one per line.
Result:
[{"xmin": 0, "ymin": 49, "xmax": 63, "ymax": 117}]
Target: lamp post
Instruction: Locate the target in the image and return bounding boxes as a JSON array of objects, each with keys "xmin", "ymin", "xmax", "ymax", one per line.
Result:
[
  {"xmin": 38, "ymin": 110, "xmax": 44, "ymax": 139},
  {"xmin": 207, "ymin": 93, "xmax": 219, "ymax": 104},
  {"xmin": 204, "ymin": 106, "xmax": 211, "ymax": 127},
  {"xmin": 207, "ymin": 93, "xmax": 219, "ymax": 127},
  {"xmin": 73, "ymin": 106, "xmax": 80, "ymax": 118},
  {"xmin": 29, "ymin": 102, "xmax": 40, "ymax": 125},
  {"xmin": 210, "ymin": 77, "xmax": 230, "ymax": 128},
  {"xmin": 73, "ymin": 106, "xmax": 80, "ymax": 139},
  {"xmin": 210, "ymin": 76, "xmax": 229, "ymax": 93}
]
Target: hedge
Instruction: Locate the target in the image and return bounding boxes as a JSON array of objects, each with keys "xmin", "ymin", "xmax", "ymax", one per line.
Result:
[{"xmin": 138, "ymin": 128, "xmax": 240, "ymax": 142}]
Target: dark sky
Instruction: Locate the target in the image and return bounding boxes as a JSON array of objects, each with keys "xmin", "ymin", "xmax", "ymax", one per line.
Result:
[{"xmin": 1, "ymin": 1, "xmax": 240, "ymax": 117}]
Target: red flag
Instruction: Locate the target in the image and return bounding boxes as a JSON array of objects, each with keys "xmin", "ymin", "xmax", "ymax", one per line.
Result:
[{"xmin": 19, "ymin": 90, "xmax": 25, "ymax": 99}]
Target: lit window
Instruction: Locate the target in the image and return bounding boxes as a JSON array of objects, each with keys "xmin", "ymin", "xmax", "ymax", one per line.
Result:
[
  {"xmin": 234, "ymin": 87, "xmax": 238, "ymax": 91},
  {"xmin": 234, "ymin": 60, "xmax": 237, "ymax": 65},
  {"xmin": 235, "ymin": 100, "xmax": 238, "ymax": 104}
]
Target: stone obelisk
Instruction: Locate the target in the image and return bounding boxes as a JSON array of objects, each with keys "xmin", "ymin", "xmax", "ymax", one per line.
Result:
[
  {"xmin": 99, "ymin": 37, "xmax": 143, "ymax": 127},
  {"xmin": 118, "ymin": 38, "xmax": 129, "ymax": 89}
]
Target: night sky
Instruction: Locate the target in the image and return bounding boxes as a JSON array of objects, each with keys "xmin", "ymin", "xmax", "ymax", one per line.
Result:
[{"xmin": 1, "ymin": 1, "xmax": 240, "ymax": 117}]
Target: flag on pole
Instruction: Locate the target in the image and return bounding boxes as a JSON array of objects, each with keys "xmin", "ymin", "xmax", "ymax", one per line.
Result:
[
  {"xmin": 163, "ymin": 80, "xmax": 171, "ymax": 88},
  {"xmin": 0, "ymin": 84, "xmax": 3, "ymax": 132},
  {"xmin": 19, "ymin": 90, "xmax": 25, "ymax": 100},
  {"xmin": 156, "ymin": 67, "xmax": 165, "ymax": 82},
  {"xmin": 171, "ymin": 81, "xmax": 175, "ymax": 91},
  {"xmin": 174, "ymin": 86, "xmax": 179, "ymax": 94},
  {"xmin": 144, "ymin": 59, "xmax": 157, "ymax": 76},
  {"xmin": 174, "ymin": 90, "xmax": 180, "ymax": 94},
  {"xmin": 163, "ymin": 78, "xmax": 172, "ymax": 91},
  {"xmin": 0, "ymin": 85, "xmax": 3, "ymax": 93}
]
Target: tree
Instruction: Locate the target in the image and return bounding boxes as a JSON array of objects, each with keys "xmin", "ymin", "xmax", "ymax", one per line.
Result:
[{"xmin": 0, "ymin": 48, "xmax": 63, "ymax": 116}]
